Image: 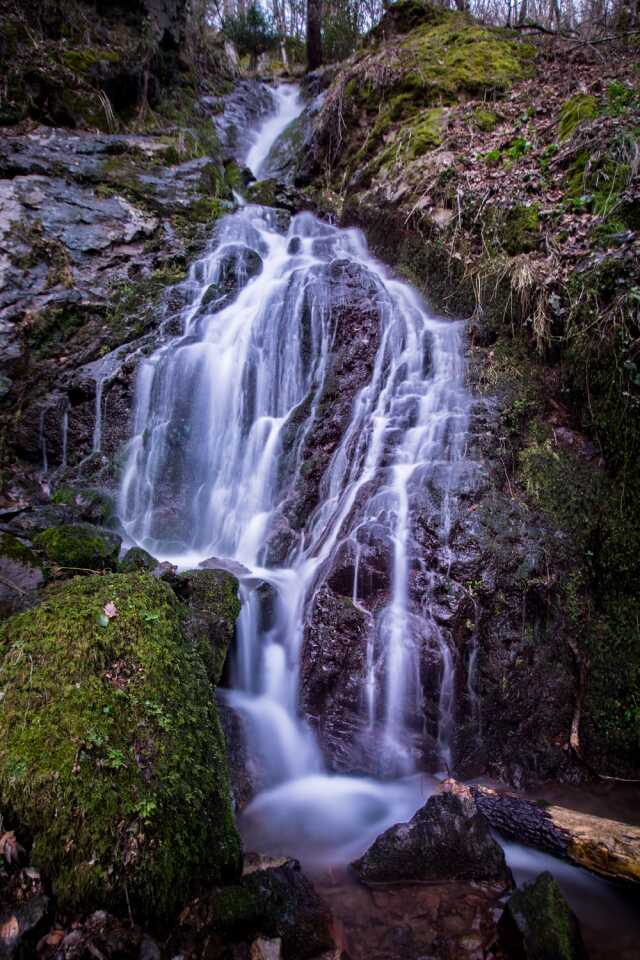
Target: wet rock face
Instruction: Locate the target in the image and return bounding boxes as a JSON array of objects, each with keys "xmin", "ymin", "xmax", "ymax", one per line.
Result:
[
  {"xmin": 277, "ymin": 259, "xmax": 383, "ymax": 538},
  {"xmin": 198, "ymin": 244, "xmax": 263, "ymax": 317},
  {"xmin": 351, "ymin": 782, "xmax": 513, "ymax": 889},
  {"xmin": 0, "ymin": 533, "xmax": 46, "ymax": 620},
  {"xmin": 177, "ymin": 568, "xmax": 241, "ymax": 685},
  {"xmin": 301, "ymin": 585, "xmax": 374, "ymax": 774},
  {"xmin": 498, "ymin": 871, "xmax": 588, "ymax": 960},
  {"xmin": 210, "ymin": 81, "xmax": 277, "ymax": 165},
  {"xmin": 0, "ymin": 117, "xmax": 233, "ymax": 485}
]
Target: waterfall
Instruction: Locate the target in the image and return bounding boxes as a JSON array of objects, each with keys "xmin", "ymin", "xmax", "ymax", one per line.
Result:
[{"xmin": 118, "ymin": 84, "xmax": 472, "ymax": 865}]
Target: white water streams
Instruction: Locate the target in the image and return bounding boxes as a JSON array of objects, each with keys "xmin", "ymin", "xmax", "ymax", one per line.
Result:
[
  {"xmin": 118, "ymin": 84, "xmax": 469, "ymax": 859},
  {"xmin": 245, "ymin": 83, "xmax": 303, "ymax": 178}
]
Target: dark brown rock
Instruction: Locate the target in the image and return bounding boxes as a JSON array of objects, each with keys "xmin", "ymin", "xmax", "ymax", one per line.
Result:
[{"xmin": 351, "ymin": 782, "xmax": 513, "ymax": 889}]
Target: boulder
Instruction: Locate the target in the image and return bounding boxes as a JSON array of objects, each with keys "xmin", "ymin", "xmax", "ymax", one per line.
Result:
[
  {"xmin": 351, "ymin": 782, "xmax": 512, "ymax": 888},
  {"xmin": 178, "ymin": 569, "xmax": 241, "ymax": 684},
  {"xmin": 197, "ymin": 244, "xmax": 263, "ymax": 317},
  {"xmin": 0, "ymin": 573, "xmax": 241, "ymax": 922},
  {"xmin": 498, "ymin": 871, "xmax": 588, "ymax": 960},
  {"xmin": 0, "ymin": 532, "xmax": 46, "ymax": 620},
  {"xmin": 173, "ymin": 858, "xmax": 335, "ymax": 960},
  {"xmin": 119, "ymin": 546, "xmax": 158, "ymax": 573},
  {"xmin": 32, "ymin": 523, "xmax": 121, "ymax": 571}
]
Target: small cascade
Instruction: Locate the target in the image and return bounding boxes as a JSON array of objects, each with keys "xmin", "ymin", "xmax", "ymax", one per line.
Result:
[
  {"xmin": 92, "ymin": 376, "xmax": 106, "ymax": 453},
  {"xmin": 39, "ymin": 408, "xmax": 48, "ymax": 474},
  {"xmin": 245, "ymin": 84, "xmax": 303, "ymax": 178},
  {"xmin": 118, "ymin": 84, "xmax": 475, "ymax": 864},
  {"xmin": 60, "ymin": 406, "xmax": 69, "ymax": 470}
]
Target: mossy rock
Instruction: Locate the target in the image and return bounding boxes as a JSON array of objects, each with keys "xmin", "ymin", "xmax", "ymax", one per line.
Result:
[
  {"xmin": 178, "ymin": 569, "xmax": 240, "ymax": 684},
  {"xmin": 473, "ymin": 108, "xmax": 498, "ymax": 132},
  {"xmin": 498, "ymin": 871, "xmax": 587, "ymax": 959},
  {"xmin": 501, "ymin": 204, "xmax": 541, "ymax": 254},
  {"xmin": 0, "ymin": 533, "xmax": 47, "ymax": 620},
  {"xmin": 33, "ymin": 523, "xmax": 122, "ymax": 571},
  {"xmin": 119, "ymin": 546, "xmax": 158, "ymax": 573},
  {"xmin": 558, "ymin": 94, "xmax": 599, "ymax": 141},
  {"xmin": 247, "ymin": 179, "xmax": 279, "ymax": 206},
  {"xmin": 0, "ymin": 573, "xmax": 242, "ymax": 922}
]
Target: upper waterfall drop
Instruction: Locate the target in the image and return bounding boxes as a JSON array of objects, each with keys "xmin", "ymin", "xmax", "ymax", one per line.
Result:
[
  {"xmin": 245, "ymin": 83, "xmax": 304, "ymax": 178},
  {"xmin": 117, "ymin": 83, "xmax": 475, "ymax": 865}
]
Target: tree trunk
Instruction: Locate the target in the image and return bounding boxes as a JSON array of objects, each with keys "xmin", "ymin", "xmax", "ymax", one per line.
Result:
[
  {"xmin": 307, "ymin": 0, "xmax": 323, "ymax": 71},
  {"xmin": 470, "ymin": 785, "xmax": 640, "ymax": 887}
]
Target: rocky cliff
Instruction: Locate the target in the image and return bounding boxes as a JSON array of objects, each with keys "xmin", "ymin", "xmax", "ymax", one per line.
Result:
[{"xmin": 282, "ymin": 0, "xmax": 640, "ymax": 784}]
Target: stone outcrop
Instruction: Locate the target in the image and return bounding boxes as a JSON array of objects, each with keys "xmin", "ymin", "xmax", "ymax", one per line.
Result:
[
  {"xmin": 351, "ymin": 781, "xmax": 512, "ymax": 889},
  {"xmin": 171, "ymin": 858, "xmax": 336, "ymax": 960}
]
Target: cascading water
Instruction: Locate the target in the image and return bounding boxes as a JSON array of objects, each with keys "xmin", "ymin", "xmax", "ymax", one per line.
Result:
[{"xmin": 118, "ymin": 83, "xmax": 472, "ymax": 863}]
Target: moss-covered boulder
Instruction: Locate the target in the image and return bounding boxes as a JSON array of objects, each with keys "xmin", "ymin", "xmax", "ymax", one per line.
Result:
[
  {"xmin": 33, "ymin": 523, "xmax": 121, "ymax": 572},
  {"xmin": 0, "ymin": 573, "xmax": 242, "ymax": 922},
  {"xmin": 498, "ymin": 871, "xmax": 588, "ymax": 959},
  {"xmin": 119, "ymin": 546, "xmax": 158, "ymax": 573},
  {"xmin": 178, "ymin": 569, "xmax": 240, "ymax": 684},
  {"xmin": 0, "ymin": 532, "xmax": 47, "ymax": 620}
]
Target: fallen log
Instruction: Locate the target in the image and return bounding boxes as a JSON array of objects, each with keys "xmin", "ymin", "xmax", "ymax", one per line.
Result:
[{"xmin": 470, "ymin": 784, "xmax": 640, "ymax": 887}]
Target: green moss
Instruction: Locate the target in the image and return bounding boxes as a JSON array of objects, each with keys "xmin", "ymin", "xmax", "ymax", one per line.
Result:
[
  {"xmin": 500, "ymin": 872, "xmax": 583, "ymax": 959},
  {"xmin": 119, "ymin": 546, "xmax": 158, "ymax": 573},
  {"xmin": 330, "ymin": 13, "xmax": 532, "ymax": 181},
  {"xmin": 51, "ymin": 487, "xmax": 76, "ymax": 506},
  {"xmin": 61, "ymin": 48, "xmax": 121, "ymax": 74},
  {"xmin": 473, "ymin": 108, "xmax": 498, "ymax": 132},
  {"xmin": 33, "ymin": 524, "xmax": 120, "ymax": 571},
  {"xmin": 401, "ymin": 22, "xmax": 533, "ymax": 102},
  {"xmin": 179, "ymin": 570, "xmax": 240, "ymax": 684},
  {"xmin": 0, "ymin": 573, "xmax": 241, "ymax": 921},
  {"xmin": 405, "ymin": 108, "xmax": 444, "ymax": 158},
  {"xmin": 26, "ymin": 302, "xmax": 88, "ymax": 359},
  {"xmin": 0, "ymin": 532, "xmax": 43, "ymax": 569},
  {"xmin": 606, "ymin": 79, "xmax": 636, "ymax": 116},
  {"xmin": 105, "ymin": 264, "xmax": 187, "ymax": 342},
  {"xmin": 582, "ymin": 596, "xmax": 640, "ymax": 768},
  {"xmin": 558, "ymin": 94, "xmax": 599, "ymax": 141},
  {"xmin": 501, "ymin": 204, "xmax": 540, "ymax": 254},
  {"xmin": 246, "ymin": 180, "xmax": 278, "ymax": 206}
]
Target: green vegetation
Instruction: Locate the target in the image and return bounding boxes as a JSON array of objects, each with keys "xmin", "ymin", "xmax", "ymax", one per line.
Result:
[
  {"xmin": 321, "ymin": 8, "xmax": 533, "ymax": 178},
  {"xmin": 119, "ymin": 546, "xmax": 158, "ymax": 573},
  {"xmin": 501, "ymin": 204, "xmax": 540, "ymax": 254},
  {"xmin": 0, "ymin": 573, "xmax": 241, "ymax": 921},
  {"xmin": 33, "ymin": 524, "xmax": 121, "ymax": 571},
  {"xmin": 500, "ymin": 872, "xmax": 584, "ymax": 959},
  {"xmin": 558, "ymin": 94, "xmax": 599, "ymax": 141},
  {"xmin": 473, "ymin": 108, "xmax": 498, "ymax": 132},
  {"xmin": 0, "ymin": 532, "xmax": 45, "ymax": 570}
]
